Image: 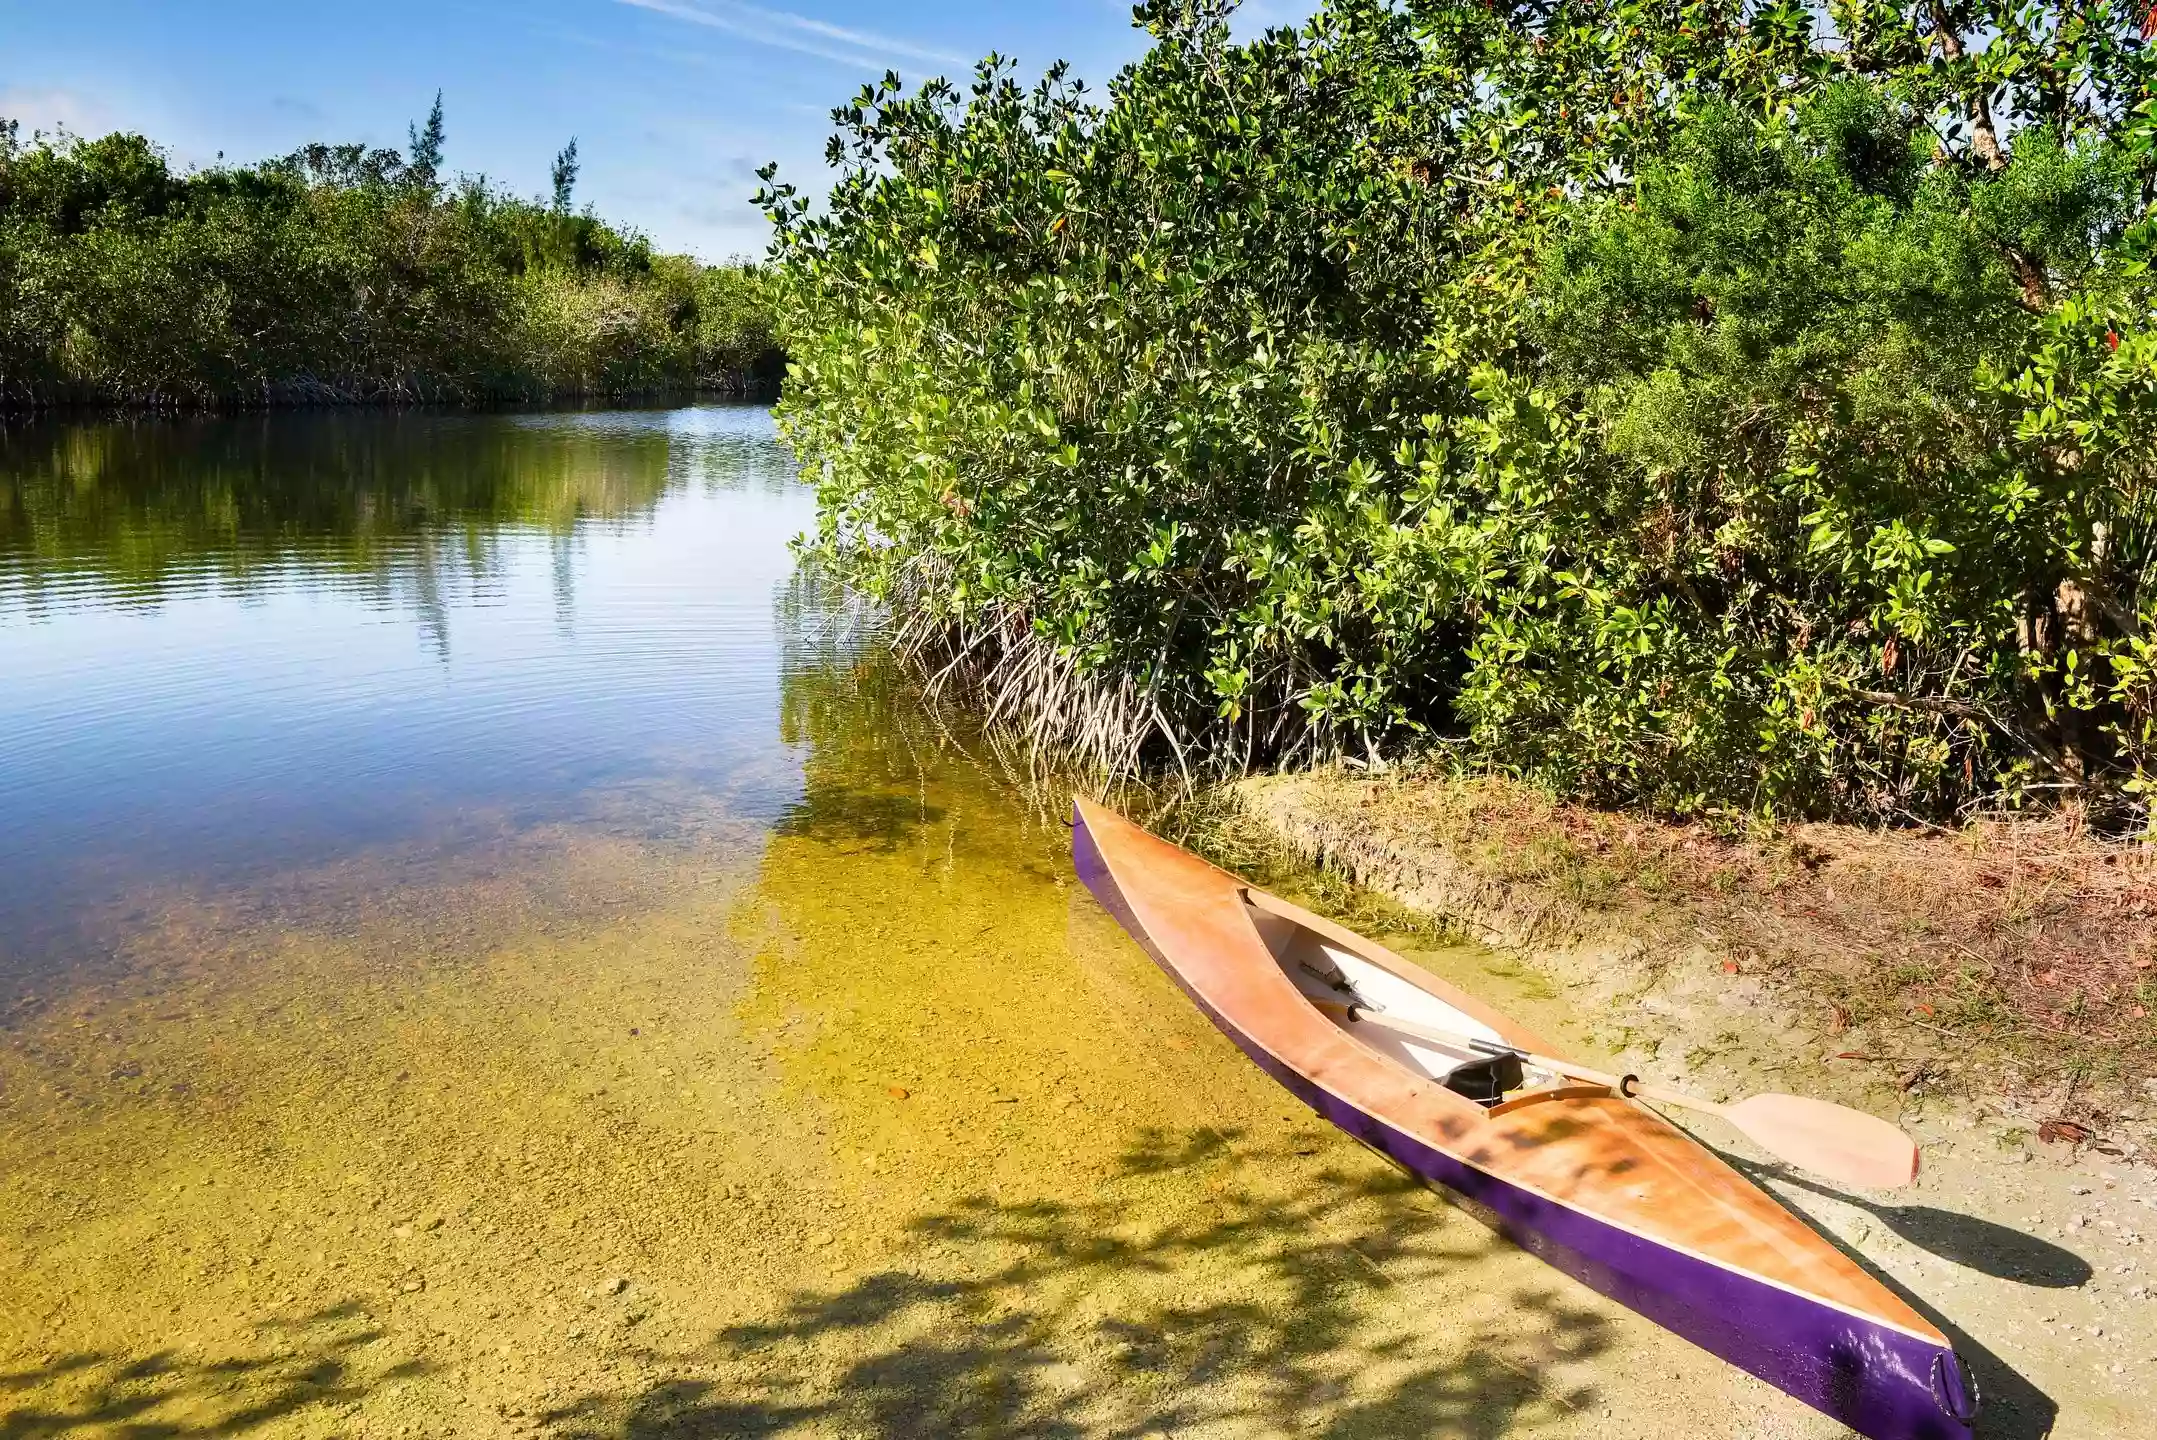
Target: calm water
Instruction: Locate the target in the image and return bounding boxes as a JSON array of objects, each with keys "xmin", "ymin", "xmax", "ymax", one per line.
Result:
[
  {"xmin": 0, "ymin": 406, "xmax": 809, "ymax": 990},
  {"xmin": 0, "ymin": 406, "xmax": 1821, "ymax": 1438}
]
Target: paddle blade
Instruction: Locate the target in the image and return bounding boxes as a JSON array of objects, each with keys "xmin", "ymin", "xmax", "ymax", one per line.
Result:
[{"xmin": 1723, "ymin": 1094, "xmax": 1920, "ymax": 1190}]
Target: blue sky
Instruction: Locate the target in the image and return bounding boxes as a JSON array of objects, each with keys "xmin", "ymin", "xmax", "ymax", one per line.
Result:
[{"xmin": 0, "ymin": 2, "xmax": 1308, "ymax": 260}]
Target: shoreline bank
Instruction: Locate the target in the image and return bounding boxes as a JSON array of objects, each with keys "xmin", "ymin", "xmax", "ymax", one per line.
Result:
[{"xmin": 1228, "ymin": 770, "xmax": 2157, "ymax": 1159}]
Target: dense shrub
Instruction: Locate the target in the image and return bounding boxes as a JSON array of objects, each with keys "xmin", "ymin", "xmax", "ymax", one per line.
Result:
[
  {"xmin": 767, "ymin": 0, "xmax": 2157, "ymax": 826},
  {"xmin": 1482, "ymin": 96, "xmax": 2143, "ymax": 817},
  {"xmin": 0, "ymin": 113, "xmax": 782, "ymax": 407}
]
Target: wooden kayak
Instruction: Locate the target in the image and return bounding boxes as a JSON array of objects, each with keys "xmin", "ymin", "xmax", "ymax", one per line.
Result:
[{"xmin": 1072, "ymin": 798, "xmax": 1978, "ymax": 1440}]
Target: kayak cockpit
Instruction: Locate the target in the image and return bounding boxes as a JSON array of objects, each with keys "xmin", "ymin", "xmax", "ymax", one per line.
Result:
[{"xmin": 1240, "ymin": 889, "xmax": 1563, "ymax": 1107}]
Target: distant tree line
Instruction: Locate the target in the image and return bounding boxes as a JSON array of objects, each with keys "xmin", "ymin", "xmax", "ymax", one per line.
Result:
[{"xmin": 0, "ymin": 96, "xmax": 782, "ymax": 409}]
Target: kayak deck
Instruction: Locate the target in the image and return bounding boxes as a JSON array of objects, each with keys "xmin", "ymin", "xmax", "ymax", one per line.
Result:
[{"xmin": 1239, "ymin": 882, "xmax": 1930, "ymax": 1324}]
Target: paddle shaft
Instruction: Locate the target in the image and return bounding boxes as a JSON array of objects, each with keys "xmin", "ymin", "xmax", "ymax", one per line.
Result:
[
  {"xmin": 1308, "ymin": 999, "xmax": 1721, "ymax": 1116},
  {"xmin": 1315, "ymin": 996, "xmax": 1922, "ymax": 1189}
]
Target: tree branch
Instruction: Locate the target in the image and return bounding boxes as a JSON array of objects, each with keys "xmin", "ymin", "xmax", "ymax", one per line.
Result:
[
  {"xmin": 1928, "ymin": 1, "xmax": 2005, "ymax": 170},
  {"xmin": 1831, "ymin": 680, "xmax": 1994, "ymax": 720}
]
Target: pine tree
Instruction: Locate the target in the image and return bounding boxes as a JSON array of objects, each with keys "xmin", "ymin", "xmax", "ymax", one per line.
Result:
[
  {"xmin": 407, "ymin": 92, "xmax": 445, "ymax": 186},
  {"xmin": 551, "ymin": 138, "xmax": 579, "ymax": 212}
]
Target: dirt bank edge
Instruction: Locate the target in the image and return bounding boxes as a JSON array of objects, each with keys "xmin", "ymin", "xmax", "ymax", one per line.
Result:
[{"xmin": 1231, "ymin": 770, "xmax": 2157, "ymax": 1167}]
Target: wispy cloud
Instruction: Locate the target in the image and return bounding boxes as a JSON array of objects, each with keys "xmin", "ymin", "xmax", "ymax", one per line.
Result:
[
  {"xmin": 0, "ymin": 85, "xmax": 123, "ymax": 139},
  {"xmin": 735, "ymin": 2, "xmax": 967, "ymax": 66},
  {"xmin": 615, "ymin": 0, "xmax": 968, "ymax": 71}
]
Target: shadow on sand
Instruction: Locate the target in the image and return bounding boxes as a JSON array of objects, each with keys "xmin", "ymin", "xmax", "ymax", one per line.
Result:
[
  {"xmin": 0, "ymin": 1303, "xmax": 425, "ymax": 1438},
  {"xmin": 536, "ymin": 1129, "xmax": 1615, "ymax": 1438},
  {"xmin": 18, "ymin": 1130, "xmax": 2055, "ymax": 1438},
  {"xmin": 1766, "ymin": 1168, "xmax": 2092, "ymax": 1290}
]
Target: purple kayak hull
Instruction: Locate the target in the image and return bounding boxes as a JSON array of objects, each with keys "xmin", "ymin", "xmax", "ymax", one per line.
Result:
[{"xmin": 1075, "ymin": 809, "xmax": 1978, "ymax": 1440}]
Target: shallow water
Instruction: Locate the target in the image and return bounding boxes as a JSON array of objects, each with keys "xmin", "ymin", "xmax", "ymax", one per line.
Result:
[{"xmin": 0, "ymin": 406, "xmax": 1838, "ymax": 1437}]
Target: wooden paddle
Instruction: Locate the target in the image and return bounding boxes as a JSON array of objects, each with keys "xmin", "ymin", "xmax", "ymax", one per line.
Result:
[{"xmin": 1311, "ymin": 999, "xmax": 1920, "ymax": 1190}]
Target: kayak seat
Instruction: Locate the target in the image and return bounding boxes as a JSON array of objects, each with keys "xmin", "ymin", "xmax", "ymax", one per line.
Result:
[
  {"xmin": 1440, "ymin": 1049, "xmax": 1525, "ymax": 1105},
  {"xmin": 1365, "ymin": 1024, "xmax": 1527, "ymax": 1104}
]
